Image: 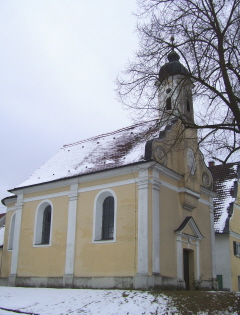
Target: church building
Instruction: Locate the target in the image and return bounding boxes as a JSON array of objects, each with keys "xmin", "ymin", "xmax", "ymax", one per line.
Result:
[{"xmin": 1, "ymin": 50, "xmax": 217, "ymax": 290}]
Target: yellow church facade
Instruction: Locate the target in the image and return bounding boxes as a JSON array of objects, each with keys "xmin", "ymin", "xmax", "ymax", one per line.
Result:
[
  {"xmin": 1, "ymin": 122, "xmax": 216, "ymax": 290},
  {"xmin": 0, "ymin": 49, "xmax": 217, "ymax": 290}
]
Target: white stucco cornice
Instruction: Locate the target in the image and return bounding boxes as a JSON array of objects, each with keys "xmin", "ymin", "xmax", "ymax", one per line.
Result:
[
  {"xmin": 151, "ymin": 177, "xmax": 162, "ymax": 190},
  {"xmin": 178, "ymin": 187, "xmax": 200, "ymax": 199},
  {"xmin": 198, "ymin": 198, "xmax": 211, "ymax": 206},
  {"xmin": 152, "ymin": 163, "xmax": 182, "ymax": 181},
  {"xmin": 200, "ymin": 186, "xmax": 217, "ymax": 198},
  {"xmin": 9, "ymin": 162, "xmax": 153, "ymax": 196},
  {"xmin": 78, "ymin": 178, "xmax": 136, "ymax": 194},
  {"xmin": 78, "ymin": 163, "xmax": 153, "ymax": 183},
  {"xmin": 2, "ymin": 196, "xmax": 17, "ymax": 207},
  {"xmin": 9, "ymin": 161, "xmax": 183, "ymax": 198},
  {"xmin": 23, "ymin": 191, "xmax": 70, "ymax": 203},
  {"xmin": 6, "ymin": 206, "xmax": 16, "ymax": 212},
  {"xmin": 9, "ymin": 161, "xmax": 215, "ymax": 208},
  {"xmin": 229, "ymin": 231, "xmax": 240, "ymax": 240},
  {"xmin": 235, "ymin": 203, "xmax": 240, "ymax": 210},
  {"xmin": 9, "ymin": 178, "xmax": 78, "ymax": 196}
]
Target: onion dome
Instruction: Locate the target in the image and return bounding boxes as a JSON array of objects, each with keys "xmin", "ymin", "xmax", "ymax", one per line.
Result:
[{"xmin": 158, "ymin": 49, "xmax": 189, "ymax": 83}]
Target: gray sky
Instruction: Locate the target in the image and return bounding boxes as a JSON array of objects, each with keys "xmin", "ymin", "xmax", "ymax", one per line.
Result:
[{"xmin": 0, "ymin": 1, "xmax": 138, "ymax": 212}]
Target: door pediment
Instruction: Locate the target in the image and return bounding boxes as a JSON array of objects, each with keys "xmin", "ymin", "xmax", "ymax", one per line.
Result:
[{"xmin": 175, "ymin": 216, "xmax": 204, "ymax": 240}]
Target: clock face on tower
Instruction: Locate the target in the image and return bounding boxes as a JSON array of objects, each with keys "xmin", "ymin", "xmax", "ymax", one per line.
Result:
[{"xmin": 187, "ymin": 148, "xmax": 196, "ymax": 175}]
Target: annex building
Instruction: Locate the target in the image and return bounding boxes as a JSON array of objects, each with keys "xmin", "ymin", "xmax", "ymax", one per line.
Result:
[{"xmin": 209, "ymin": 162, "xmax": 240, "ymax": 291}]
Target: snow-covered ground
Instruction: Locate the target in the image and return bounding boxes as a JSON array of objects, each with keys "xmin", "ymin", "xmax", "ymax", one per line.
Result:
[
  {"xmin": 0, "ymin": 287, "xmax": 238, "ymax": 314},
  {"xmin": 0, "ymin": 287, "xmax": 177, "ymax": 315}
]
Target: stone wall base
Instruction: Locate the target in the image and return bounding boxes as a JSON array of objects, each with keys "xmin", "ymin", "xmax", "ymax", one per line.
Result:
[{"xmin": 1, "ymin": 274, "xmax": 182, "ymax": 290}]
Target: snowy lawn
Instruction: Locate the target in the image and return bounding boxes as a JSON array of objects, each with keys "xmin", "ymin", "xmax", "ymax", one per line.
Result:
[
  {"xmin": 0, "ymin": 287, "xmax": 176, "ymax": 315},
  {"xmin": 0, "ymin": 287, "xmax": 239, "ymax": 314}
]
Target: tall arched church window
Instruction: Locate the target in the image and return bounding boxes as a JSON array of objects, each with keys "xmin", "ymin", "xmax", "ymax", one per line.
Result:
[
  {"xmin": 34, "ymin": 201, "xmax": 52, "ymax": 246},
  {"xmin": 93, "ymin": 190, "xmax": 117, "ymax": 243},
  {"xmin": 102, "ymin": 196, "xmax": 114, "ymax": 240},
  {"xmin": 41, "ymin": 205, "xmax": 51, "ymax": 244},
  {"xmin": 166, "ymin": 97, "xmax": 172, "ymax": 110},
  {"xmin": 8, "ymin": 212, "xmax": 16, "ymax": 250}
]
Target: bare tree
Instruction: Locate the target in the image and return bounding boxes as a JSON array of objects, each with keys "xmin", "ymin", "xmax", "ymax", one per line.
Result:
[{"xmin": 117, "ymin": 0, "xmax": 240, "ymax": 164}]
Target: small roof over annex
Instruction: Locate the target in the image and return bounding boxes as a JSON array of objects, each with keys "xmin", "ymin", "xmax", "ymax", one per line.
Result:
[{"xmin": 209, "ymin": 162, "xmax": 240, "ymax": 233}]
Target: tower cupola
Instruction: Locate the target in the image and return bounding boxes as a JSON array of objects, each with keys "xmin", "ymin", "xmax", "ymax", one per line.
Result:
[
  {"xmin": 156, "ymin": 38, "xmax": 194, "ymax": 123},
  {"xmin": 158, "ymin": 49, "xmax": 189, "ymax": 83}
]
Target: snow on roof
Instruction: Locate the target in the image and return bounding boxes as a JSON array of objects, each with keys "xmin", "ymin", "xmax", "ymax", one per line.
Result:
[
  {"xmin": 209, "ymin": 163, "xmax": 239, "ymax": 233},
  {"xmin": 16, "ymin": 120, "xmax": 160, "ymax": 189}
]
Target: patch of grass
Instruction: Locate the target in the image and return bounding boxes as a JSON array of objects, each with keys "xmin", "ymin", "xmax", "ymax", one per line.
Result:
[
  {"xmin": 122, "ymin": 291, "xmax": 129, "ymax": 298},
  {"xmin": 150, "ymin": 291, "xmax": 240, "ymax": 314}
]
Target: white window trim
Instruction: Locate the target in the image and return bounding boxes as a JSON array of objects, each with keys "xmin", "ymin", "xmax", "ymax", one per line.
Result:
[
  {"xmin": 33, "ymin": 200, "xmax": 53, "ymax": 247},
  {"xmin": 92, "ymin": 189, "xmax": 117, "ymax": 244},
  {"xmin": 234, "ymin": 241, "xmax": 240, "ymax": 257},
  {"xmin": 8, "ymin": 212, "xmax": 16, "ymax": 251}
]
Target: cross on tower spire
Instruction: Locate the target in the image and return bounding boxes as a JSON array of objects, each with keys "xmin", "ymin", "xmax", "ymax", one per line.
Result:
[{"xmin": 170, "ymin": 35, "xmax": 175, "ymax": 50}]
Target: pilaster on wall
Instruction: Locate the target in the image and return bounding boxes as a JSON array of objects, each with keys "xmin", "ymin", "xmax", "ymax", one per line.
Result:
[
  {"xmin": 137, "ymin": 169, "xmax": 149, "ymax": 276},
  {"xmin": 176, "ymin": 235, "xmax": 183, "ymax": 282},
  {"xmin": 209, "ymin": 196, "xmax": 216, "ymax": 279},
  {"xmin": 9, "ymin": 193, "xmax": 23, "ymax": 286},
  {"xmin": 64, "ymin": 182, "xmax": 78, "ymax": 287},
  {"xmin": 196, "ymin": 240, "xmax": 200, "ymax": 279},
  {"xmin": 151, "ymin": 168, "xmax": 161, "ymax": 274}
]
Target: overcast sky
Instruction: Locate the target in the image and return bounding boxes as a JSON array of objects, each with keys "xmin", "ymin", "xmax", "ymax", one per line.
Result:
[{"xmin": 0, "ymin": 1, "xmax": 139, "ymax": 212}]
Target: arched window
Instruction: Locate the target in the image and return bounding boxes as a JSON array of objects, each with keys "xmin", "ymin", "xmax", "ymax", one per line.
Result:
[
  {"xmin": 41, "ymin": 205, "xmax": 51, "ymax": 244},
  {"xmin": 166, "ymin": 97, "xmax": 172, "ymax": 110},
  {"xmin": 102, "ymin": 196, "xmax": 114, "ymax": 240},
  {"xmin": 8, "ymin": 212, "xmax": 16, "ymax": 250},
  {"xmin": 185, "ymin": 88, "xmax": 192, "ymax": 113},
  {"xmin": 34, "ymin": 201, "xmax": 52, "ymax": 246},
  {"xmin": 93, "ymin": 190, "xmax": 117, "ymax": 243}
]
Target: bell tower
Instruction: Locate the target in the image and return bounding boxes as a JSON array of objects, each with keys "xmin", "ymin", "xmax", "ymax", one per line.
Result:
[{"xmin": 156, "ymin": 40, "xmax": 194, "ymax": 123}]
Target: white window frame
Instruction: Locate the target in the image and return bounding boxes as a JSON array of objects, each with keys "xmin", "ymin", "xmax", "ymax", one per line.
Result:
[
  {"xmin": 34, "ymin": 200, "xmax": 53, "ymax": 247},
  {"xmin": 8, "ymin": 212, "xmax": 16, "ymax": 251},
  {"xmin": 234, "ymin": 241, "xmax": 240, "ymax": 257},
  {"xmin": 92, "ymin": 189, "xmax": 117, "ymax": 244}
]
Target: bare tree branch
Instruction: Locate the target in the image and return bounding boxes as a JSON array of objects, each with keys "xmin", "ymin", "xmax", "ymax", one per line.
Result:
[{"xmin": 116, "ymin": 0, "xmax": 240, "ymax": 163}]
